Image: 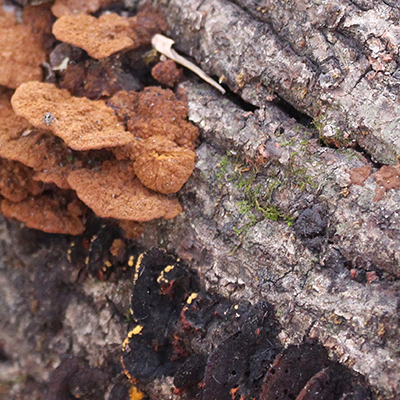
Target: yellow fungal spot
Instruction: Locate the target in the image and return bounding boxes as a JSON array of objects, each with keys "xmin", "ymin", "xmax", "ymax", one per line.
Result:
[
  {"xmin": 186, "ymin": 292, "xmax": 198, "ymax": 304},
  {"xmin": 122, "ymin": 325, "xmax": 144, "ymax": 349},
  {"xmin": 129, "ymin": 385, "xmax": 144, "ymax": 400},
  {"xmin": 132, "ymin": 325, "xmax": 143, "ymax": 335},
  {"xmin": 164, "ymin": 265, "xmax": 174, "ymax": 273},
  {"xmin": 105, "ymin": 261, "xmax": 112, "ymax": 267},
  {"xmin": 133, "ymin": 253, "xmax": 144, "ymax": 285},
  {"xmin": 157, "ymin": 264, "xmax": 175, "ymax": 284},
  {"xmin": 128, "ymin": 255, "xmax": 135, "ymax": 267}
]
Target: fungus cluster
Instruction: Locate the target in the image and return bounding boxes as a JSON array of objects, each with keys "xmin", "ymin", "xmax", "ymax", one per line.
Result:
[{"xmin": 0, "ymin": 3, "xmax": 198, "ymax": 235}]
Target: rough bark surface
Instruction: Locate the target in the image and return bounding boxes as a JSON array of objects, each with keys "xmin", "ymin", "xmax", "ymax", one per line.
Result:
[
  {"xmin": 1, "ymin": 0, "xmax": 400, "ymax": 399},
  {"xmin": 150, "ymin": 0, "xmax": 400, "ymax": 165}
]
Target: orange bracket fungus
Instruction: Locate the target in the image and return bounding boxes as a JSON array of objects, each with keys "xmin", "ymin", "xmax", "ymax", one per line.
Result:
[
  {"xmin": 52, "ymin": 10, "xmax": 167, "ymax": 60},
  {"xmin": 0, "ymin": 5, "xmax": 199, "ymax": 236},
  {"xmin": 0, "ymin": 8, "xmax": 46, "ymax": 89},
  {"xmin": 1, "ymin": 193, "xmax": 85, "ymax": 235},
  {"xmin": 151, "ymin": 59, "xmax": 184, "ymax": 88},
  {"xmin": 67, "ymin": 160, "xmax": 182, "ymax": 221},
  {"xmin": 133, "ymin": 136, "xmax": 195, "ymax": 194},
  {"xmin": 11, "ymin": 81, "xmax": 133, "ymax": 151},
  {"xmin": 108, "ymin": 87, "xmax": 199, "ymax": 150},
  {"xmin": 52, "ymin": 13, "xmax": 135, "ymax": 59}
]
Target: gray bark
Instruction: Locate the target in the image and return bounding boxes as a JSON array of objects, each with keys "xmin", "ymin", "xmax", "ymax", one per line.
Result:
[{"xmin": 142, "ymin": 0, "xmax": 400, "ymax": 396}]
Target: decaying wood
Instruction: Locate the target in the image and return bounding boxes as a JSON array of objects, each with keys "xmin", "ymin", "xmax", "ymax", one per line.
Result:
[{"xmin": 1, "ymin": 0, "xmax": 400, "ymax": 399}]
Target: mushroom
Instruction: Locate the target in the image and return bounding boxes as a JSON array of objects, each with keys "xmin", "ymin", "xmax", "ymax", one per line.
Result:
[
  {"xmin": 0, "ymin": 9, "xmax": 46, "ymax": 88},
  {"xmin": 67, "ymin": 160, "xmax": 182, "ymax": 221},
  {"xmin": 133, "ymin": 136, "xmax": 195, "ymax": 194},
  {"xmin": 152, "ymin": 34, "xmax": 226, "ymax": 94},
  {"xmin": 1, "ymin": 192, "xmax": 86, "ymax": 235},
  {"xmin": 11, "ymin": 81, "xmax": 133, "ymax": 151},
  {"xmin": 52, "ymin": 13, "xmax": 136, "ymax": 59}
]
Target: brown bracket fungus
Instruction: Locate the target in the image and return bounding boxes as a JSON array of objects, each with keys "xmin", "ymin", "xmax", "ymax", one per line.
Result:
[
  {"xmin": 0, "ymin": 8, "xmax": 46, "ymax": 88},
  {"xmin": 11, "ymin": 81, "xmax": 133, "ymax": 151},
  {"xmin": 0, "ymin": 7, "xmax": 198, "ymax": 236},
  {"xmin": 67, "ymin": 160, "xmax": 182, "ymax": 221},
  {"xmin": 52, "ymin": 9, "xmax": 167, "ymax": 60},
  {"xmin": 133, "ymin": 136, "xmax": 195, "ymax": 194},
  {"xmin": 0, "ymin": 92, "xmax": 76, "ymax": 189},
  {"xmin": 108, "ymin": 87, "xmax": 199, "ymax": 151},
  {"xmin": 52, "ymin": 13, "xmax": 135, "ymax": 60},
  {"xmin": 1, "ymin": 192, "xmax": 86, "ymax": 235}
]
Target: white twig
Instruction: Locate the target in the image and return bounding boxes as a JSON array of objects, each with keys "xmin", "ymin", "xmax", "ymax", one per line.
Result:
[{"xmin": 152, "ymin": 34, "xmax": 226, "ymax": 94}]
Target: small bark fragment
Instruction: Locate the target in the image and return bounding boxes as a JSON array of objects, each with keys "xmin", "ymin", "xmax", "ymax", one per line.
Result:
[
  {"xmin": 374, "ymin": 163, "xmax": 400, "ymax": 190},
  {"xmin": 373, "ymin": 161, "xmax": 400, "ymax": 201},
  {"xmin": 349, "ymin": 165, "xmax": 372, "ymax": 186}
]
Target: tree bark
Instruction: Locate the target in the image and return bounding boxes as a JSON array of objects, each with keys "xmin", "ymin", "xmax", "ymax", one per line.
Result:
[{"xmin": 1, "ymin": 0, "xmax": 400, "ymax": 399}]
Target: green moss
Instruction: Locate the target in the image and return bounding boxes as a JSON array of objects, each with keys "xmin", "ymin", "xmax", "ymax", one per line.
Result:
[{"xmin": 215, "ymin": 152, "xmax": 294, "ymax": 241}]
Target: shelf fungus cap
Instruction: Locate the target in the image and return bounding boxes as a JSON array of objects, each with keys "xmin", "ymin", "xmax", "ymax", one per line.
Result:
[
  {"xmin": 11, "ymin": 81, "xmax": 133, "ymax": 151},
  {"xmin": 52, "ymin": 13, "xmax": 136, "ymax": 59},
  {"xmin": 1, "ymin": 194, "xmax": 86, "ymax": 235},
  {"xmin": 67, "ymin": 160, "xmax": 182, "ymax": 221},
  {"xmin": 0, "ymin": 11, "xmax": 46, "ymax": 88},
  {"xmin": 134, "ymin": 136, "xmax": 195, "ymax": 194},
  {"xmin": 108, "ymin": 87, "xmax": 199, "ymax": 150}
]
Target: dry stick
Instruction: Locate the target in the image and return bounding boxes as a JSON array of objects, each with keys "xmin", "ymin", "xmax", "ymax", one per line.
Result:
[{"xmin": 151, "ymin": 34, "xmax": 226, "ymax": 94}]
